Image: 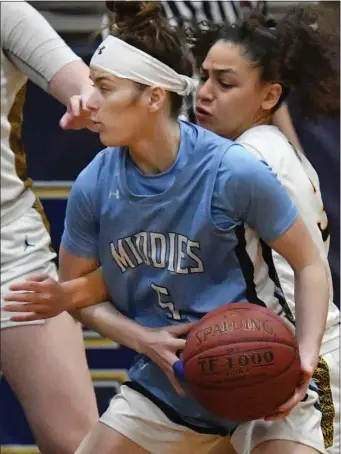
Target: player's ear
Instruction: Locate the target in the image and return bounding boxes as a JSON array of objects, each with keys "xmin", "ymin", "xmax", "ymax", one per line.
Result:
[
  {"xmin": 261, "ymin": 83, "xmax": 282, "ymax": 111},
  {"xmin": 144, "ymin": 86, "xmax": 167, "ymax": 113}
]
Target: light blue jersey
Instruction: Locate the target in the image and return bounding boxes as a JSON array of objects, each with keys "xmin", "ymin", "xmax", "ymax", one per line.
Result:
[{"xmin": 62, "ymin": 121, "xmax": 298, "ymax": 434}]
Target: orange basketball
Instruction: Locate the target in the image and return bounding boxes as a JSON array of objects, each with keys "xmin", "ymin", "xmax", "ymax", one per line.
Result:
[{"xmin": 183, "ymin": 302, "xmax": 300, "ymax": 421}]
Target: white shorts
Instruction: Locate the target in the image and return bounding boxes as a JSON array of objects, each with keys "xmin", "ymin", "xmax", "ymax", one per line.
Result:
[
  {"xmin": 100, "ymin": 349, "xmax": 340, "ymax": 454},
  {"xmin": 1, "ymin": 206, "xmax": 57, "ymax": 329}
]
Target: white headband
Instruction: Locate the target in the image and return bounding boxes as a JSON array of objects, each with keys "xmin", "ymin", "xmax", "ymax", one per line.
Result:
[{"xmin": 90, "ymin": 35, "xmax": 195, "ymax": 97}]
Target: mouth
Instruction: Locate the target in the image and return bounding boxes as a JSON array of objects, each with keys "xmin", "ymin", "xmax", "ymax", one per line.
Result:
[{"xmin": 195, "ymin": 106, "xmax": 213, "ymax": 122}]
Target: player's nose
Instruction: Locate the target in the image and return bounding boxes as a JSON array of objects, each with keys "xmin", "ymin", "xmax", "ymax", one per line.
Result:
[
  {"xmin": 197, "ymin": 77, "xmax": 215, "ymax": 103},
  {"xmin": 87, "ymin": 90, "xmax": 102, "ymax": 112}
]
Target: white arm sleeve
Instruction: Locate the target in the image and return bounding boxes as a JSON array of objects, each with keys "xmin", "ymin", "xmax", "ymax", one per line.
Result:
[{"xmin": 0, "ymin": 1, "xmax": 81, "ymax": 91}]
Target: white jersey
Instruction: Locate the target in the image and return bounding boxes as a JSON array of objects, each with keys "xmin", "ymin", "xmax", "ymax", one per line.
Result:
[
  {"xmin": 237, "ymin": 125, "xmax": 339, "ymax": 355},
  {"xmin": 1, "ymin": 50, "xmax": 35, "ymax": 226},
  {"xmin": 0, "ymin": 1, "xmax": 80, "ymax": 226}
]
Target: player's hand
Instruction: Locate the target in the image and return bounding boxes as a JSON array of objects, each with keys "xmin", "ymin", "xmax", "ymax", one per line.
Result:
[
  {"xmin": 138, "ymin": 323, "xmax": 193, "ymax": 397},
  {"xmin": 60, "ymin": 92, "xmax": 97, "ymax": 131},
  {"xmin": 263, "ymin": 350, "xmax": 318, "ymax": 421},
  {"xmin": 3, "ymin": 274, "xmax": 69, "ymax": 322}
]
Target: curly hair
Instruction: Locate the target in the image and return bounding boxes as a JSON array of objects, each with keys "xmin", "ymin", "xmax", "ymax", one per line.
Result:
[
  {"xmin": 191, "ymin": 6, "xmax": 339, "ymax": 119},
  {"xmin": 276, "ymin": 6, "xmax": 339, "ymax": 118}
]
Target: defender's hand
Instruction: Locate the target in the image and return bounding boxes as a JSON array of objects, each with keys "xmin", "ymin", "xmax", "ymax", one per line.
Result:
[{"xmin": 4, "ymin": 274, "xmax": 70, "ymax": 322}]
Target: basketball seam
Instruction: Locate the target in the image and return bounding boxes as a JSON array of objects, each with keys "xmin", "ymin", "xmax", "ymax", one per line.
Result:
[{"xmin": 184, "ymin": 338, "xmax": 297, "ymax": 362}]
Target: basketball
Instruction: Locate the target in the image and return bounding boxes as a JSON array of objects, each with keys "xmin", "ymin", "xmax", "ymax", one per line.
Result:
[{"xmin": 183, "ymin": 303, "xmax": 301, "ymax": 421}]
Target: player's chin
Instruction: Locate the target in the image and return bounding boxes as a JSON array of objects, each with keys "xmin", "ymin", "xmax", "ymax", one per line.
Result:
[
  {"xmin": 98, "ymin": 131, "xmax": 115, "ymax": 147},
  {"xmin": 195, "ymin": 117, "xmax": 208, "ymax": 128},
  {"xmin": 100, "ymin": 132, "xmax": 128, "ymax": 148},
  {"xmin": 98, "ymin": 132, "xmax": 108, "ymax": 145},
  {"xmin": 196, "ymin": 116, "xmax": 219, "ymax": 135}
]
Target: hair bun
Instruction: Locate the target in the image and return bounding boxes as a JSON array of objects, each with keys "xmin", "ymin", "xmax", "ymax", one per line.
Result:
[{"xmin": 106, "ymin": 1, "xmax": 162, "ymax": 32}]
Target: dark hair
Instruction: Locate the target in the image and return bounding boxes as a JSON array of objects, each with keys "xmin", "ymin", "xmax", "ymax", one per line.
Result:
[
  {"xmin": 105, "ymin": 1, "xmax": 194, "ymax": 118},
  {"xmin": 193, "ymin": 7, "xmax": 339, "ymax": 119}
]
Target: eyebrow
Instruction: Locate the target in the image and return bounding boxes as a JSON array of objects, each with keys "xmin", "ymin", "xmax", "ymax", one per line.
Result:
[
  {"xmin": 91, "ymin": 75, "xmax": 114, "ymax": 84},
  {"xmin": 201, "ymin": 67, "xmax": 238, "ymax": 76}
]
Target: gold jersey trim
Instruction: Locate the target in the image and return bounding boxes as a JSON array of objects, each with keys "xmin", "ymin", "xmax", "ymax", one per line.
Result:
[
  {"xmin": 313, "ymin": 357, "xmax": 335, "ymax": 448},
  {"xmin": 8, "ymin": 83, "xmax": 32, "ymax": 191},
  {"xmin": 8, "ymin": 83, "xmax": 54, "ymax": 251}
]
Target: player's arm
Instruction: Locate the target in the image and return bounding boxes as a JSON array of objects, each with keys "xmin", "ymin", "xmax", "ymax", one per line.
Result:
[
  {"xmin": 58, "ymin": 247, "xmax": 154, "ymax": 354},
  {"xmin": 272, "ymin": 103, "xmax": 303, "ymax": 152},
  {"xmin": 233, "ymin": 150, "xmax": 328, "ymax": 363},
  {"xmin": 3, "ymin": 160, "xmax": 106, "ymax": 320},
  {"xmin": 60, "ymin": 250, "xmax": 191, "ymax": 396},
  {"xmin": 228, "ymin": 145, "xmax": 328, "ymax": 416},
  {"xmin": 0, "ymin": 1, "xmax": 94, "ymax": 128},
  {"xmin": 60, "ymin": 193, "xmax": 191, "ymax": 397},
  {"xmin": 4, "ymin": 213, "xmax": 157, "ymax": 350},
  {"xmin": 5, "ymin": 246, "xmax": 190, "ymax": 371},
  {"xmin": 265, "ymin": 222, "xmax": 328, "ymax": 421},
  {"xmin": 267, "ymin": 222, "xmax": 328, "ymax": 364},
  {"xmin": 3, "ymin": 154, "xmax": 134, "ymax": 324},
  {"xmin": 3, "ymin": 265, "xmax": 110, "ymax": 321},
  {"xmin": 232, "ymin": 146, "xmax": 329, "ymax": 360}
]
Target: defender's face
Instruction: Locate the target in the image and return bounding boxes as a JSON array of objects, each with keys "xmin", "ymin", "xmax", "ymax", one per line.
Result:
[{"xmin": 196, "ymin": 41, "xmax": 272, "ymax": 140}]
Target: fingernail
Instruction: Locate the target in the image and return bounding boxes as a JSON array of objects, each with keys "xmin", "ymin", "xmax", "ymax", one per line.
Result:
[{"xmin": 173, "ymin": 360, "xmax": 185, "ymax": 380}]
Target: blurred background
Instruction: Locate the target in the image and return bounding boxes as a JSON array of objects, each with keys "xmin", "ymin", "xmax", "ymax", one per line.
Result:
[{"xmin": 1, "ymin": 2, "xmax": 339, "ymax": 452}]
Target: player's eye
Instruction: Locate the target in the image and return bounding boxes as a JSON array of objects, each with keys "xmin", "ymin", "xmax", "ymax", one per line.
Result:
[
  {"xmin": 199, "ymin": 68, "xmax": 209, "ymax": 83},
  {"xmin": 219, "ymin": 81, "xmax": 235, "ymax": 90},
  {"xmin": 99, "ymin": 86, "xmax": 111, "ymax": 94}
]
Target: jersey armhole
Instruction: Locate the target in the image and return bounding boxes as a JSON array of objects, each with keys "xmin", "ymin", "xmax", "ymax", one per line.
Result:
[{"xmin": 207, "ymin": 146, "xmax": 242, "ymax": 233}]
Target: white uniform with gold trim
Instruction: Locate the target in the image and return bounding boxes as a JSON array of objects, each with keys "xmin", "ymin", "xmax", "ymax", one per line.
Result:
[
  {"xmin": 237, "ymin": 125, "xmax": 339, "ymax": 355},
  {"xmin": 235, "ymin": 125, "xmax": 339, "ymax": 454},
  {"xmin": 0, "ymin": 1, "xmax": 80, "ymax": 328},
  {"xmin": 1, "ymin": 50, "xmax": 35, "ymax": 225}
]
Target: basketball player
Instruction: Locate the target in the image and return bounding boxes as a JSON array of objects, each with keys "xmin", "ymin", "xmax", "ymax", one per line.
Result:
[
  {"xmin": 3, "ymin": 3, "xmax": 331, "ymax": 454},
  {"xmin": 194, "ymin": 10, "xmax": 340, "ymax": 453},
  {"xmin": 0, "ymin": 2, "xmax": 98, "ymax": 453}
]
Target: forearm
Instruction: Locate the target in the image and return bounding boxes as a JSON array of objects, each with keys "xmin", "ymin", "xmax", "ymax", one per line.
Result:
[
  {"xmin": 71, "ymin": 302, "xmax": 150, "ymax": 353},
  {"xmin": 48, "ymin": 60, "xmax": 92, "ymax": 106},
  {"xmin": 62, "ymin": 267, "xmax": 109, "ymax": 310},
  {"xmin": 59, "ymin": 249, "xmax": 152, "ymax": 353},
  {"xmin": 294, "ymin": 256, "xmax": 329, "ymax": 358},
  {"xmin": 1, "ymin": 1, "xmax": 87, "ymax": 99}
]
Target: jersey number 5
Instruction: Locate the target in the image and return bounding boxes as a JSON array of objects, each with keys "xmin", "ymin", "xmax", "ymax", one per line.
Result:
[{"xmin": 151, "ymin": 283, "xmax": 182, "ymax": 320}]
